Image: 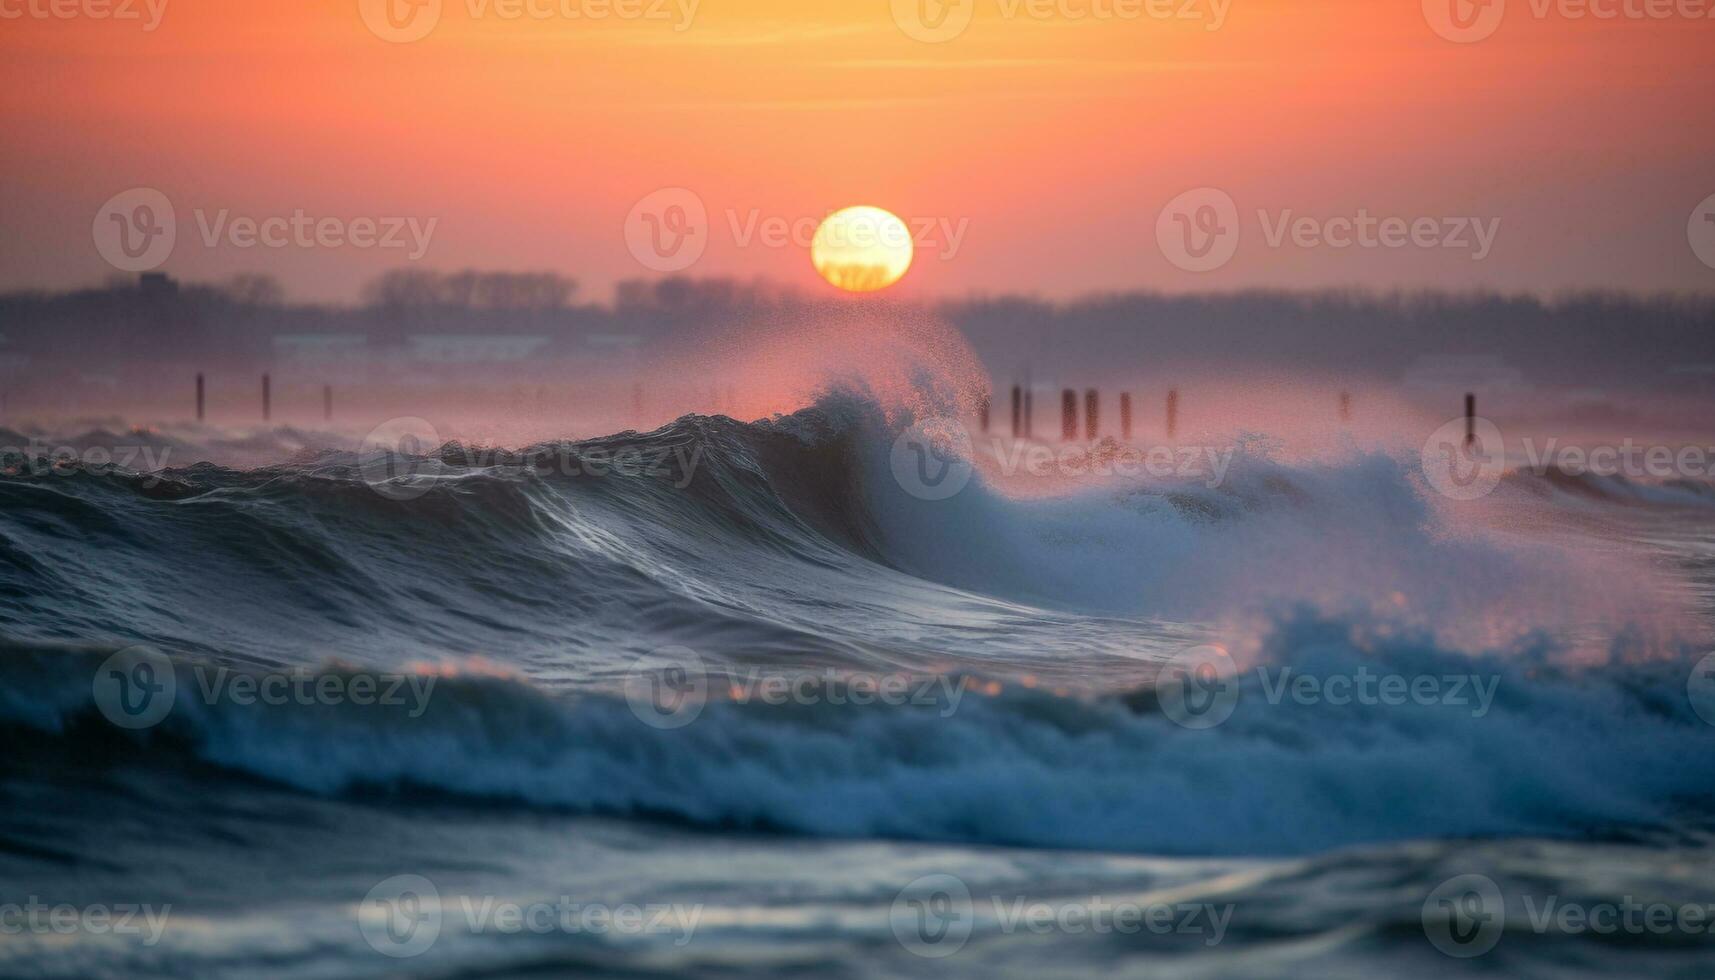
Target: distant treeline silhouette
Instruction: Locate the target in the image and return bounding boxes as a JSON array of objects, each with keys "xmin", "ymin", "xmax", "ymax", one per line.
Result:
[
  {"xmin": 2, "ymin": 272, "xmax": 1712, "ymax": 394},
  {"xmin": 941, "ymin": 288, "xmax": 1715, "ymax": 393}
]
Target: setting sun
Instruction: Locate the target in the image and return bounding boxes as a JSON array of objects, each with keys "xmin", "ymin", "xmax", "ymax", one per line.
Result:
[{"xmin": 810, "ymin": 206, "xmax": 914, "ymax": 292}]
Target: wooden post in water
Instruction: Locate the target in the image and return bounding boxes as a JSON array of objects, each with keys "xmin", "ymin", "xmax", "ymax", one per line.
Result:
[
  {"xmin": 195, "ymin": 373, "xmax": 205, "ymax": 423},
  {"xmin": 1339, "ymin": 391, "xmax": 1351, "ymax": 423},
  {"xmin": 1061, "ymin": 389, "xmax": 1078, "ymax": 441},
  {"xmin": 1010, "ymin": 385, "xmax": 1022, "ymax": 438},
  {"xmin": 1166, "ymin": 388, "xmax": 1179, "ymax": 440},
  {"xmin": 261, "ymin": 374, "xmax": 271, "ymax": 423},
  {"xmin": 1084, "ymin": 389, "xmax": 1099, "ymax": 441},
  {"xmin": 1464, "ymin": 392, "xmax": 1475, "ymax": 445},
  {"xmin": 1120, "ymin": 392, "xmax": 1133, "ymax": 440}
]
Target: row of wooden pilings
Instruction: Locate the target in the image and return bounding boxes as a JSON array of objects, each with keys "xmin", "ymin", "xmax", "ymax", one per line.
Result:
[
  {"xmin": 180, "ymin": 376, "xmax": 1481, "ymax": 443},
  {"xmin": 974, "ymin": 386, "xmax": 1480, "ymax": 443},
  {"xmin": 975, "ymin": 386, "xmax": 1181, "ymax": 441},
  {"xmin": 191, "ymin": 374, "xmax": 331, "ymax": 424}
]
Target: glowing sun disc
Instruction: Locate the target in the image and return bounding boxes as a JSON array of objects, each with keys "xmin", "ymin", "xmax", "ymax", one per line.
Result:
[{"xmin": 810, "ymin": 206, "xmax": 914, "ymax": 292}]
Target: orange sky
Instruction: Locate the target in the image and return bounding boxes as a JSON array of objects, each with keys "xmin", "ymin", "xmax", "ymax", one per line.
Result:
[{"xmin": 2, "ymin": 0, "xmax": 1712, "ymax": 302}]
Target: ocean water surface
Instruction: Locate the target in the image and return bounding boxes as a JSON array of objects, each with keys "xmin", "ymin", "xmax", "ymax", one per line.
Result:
[{"xmin": 2, "ymin": 393, "xmax": 1713, "ymax": 978}]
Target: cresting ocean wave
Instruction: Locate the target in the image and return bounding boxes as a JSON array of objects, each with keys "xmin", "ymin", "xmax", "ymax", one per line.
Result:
[
  {"xmin": 2, "ymin": 393, "xmax": 1712, "ymax": 866},
  {"xmin": 0, "ymin": 390, "xmax": 1699, "ymax": 642},
  {"xmin": 5, "ymin": 621, "xmax": 1715, "ymax": 859}
]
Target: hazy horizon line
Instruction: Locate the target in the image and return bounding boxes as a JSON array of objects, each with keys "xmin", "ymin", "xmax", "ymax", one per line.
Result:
[{"xmin": 9, "ymin": 273, "xmax": 1715, "ymax": 313}]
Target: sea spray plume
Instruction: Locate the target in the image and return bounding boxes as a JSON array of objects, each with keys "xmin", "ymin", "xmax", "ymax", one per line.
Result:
[
  {"xmin": 661, "ymin": 299, "xmax": 990, "ymax": 427},
  {"xmin": 860, "ymin": 429, "xmax": 1690, "ymax": 657}
]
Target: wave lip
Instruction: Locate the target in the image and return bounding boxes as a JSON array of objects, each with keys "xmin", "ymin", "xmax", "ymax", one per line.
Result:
[{"xmin": 0, "ymin": 393, "xmax": 1695, "ymax": 659}]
